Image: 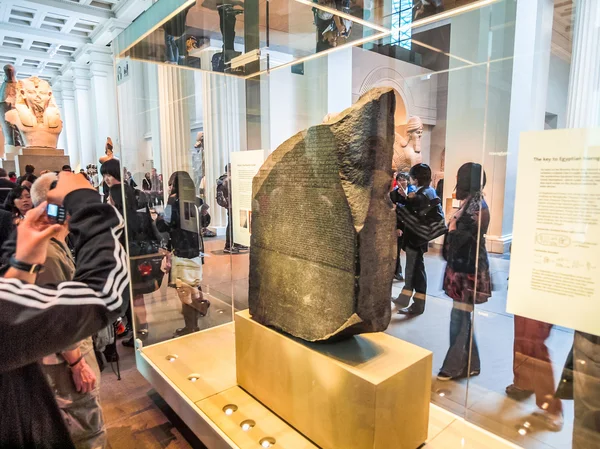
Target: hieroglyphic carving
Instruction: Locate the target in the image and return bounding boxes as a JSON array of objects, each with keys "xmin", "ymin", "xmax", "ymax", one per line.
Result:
[{"xmin": 249, "ymin": 87, "xmax": 397, "ymax": 342}]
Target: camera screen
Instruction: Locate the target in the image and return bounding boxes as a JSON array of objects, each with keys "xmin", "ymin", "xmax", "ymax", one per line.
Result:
[{"xmin": 47, "ymin": 204, "xmax": 58, "ymax": 216}]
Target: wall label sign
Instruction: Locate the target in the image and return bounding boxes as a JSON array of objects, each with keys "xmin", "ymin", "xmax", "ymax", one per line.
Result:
[
  {"xmin": 507, "ymin": 128, "xmax": 600, "ymax": 336},
  {"xmin": 231, "ymin": 150, "xmax": 266, "ymax": 247}
]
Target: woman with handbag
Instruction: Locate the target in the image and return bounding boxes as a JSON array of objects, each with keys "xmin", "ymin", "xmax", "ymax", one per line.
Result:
[
  {"xmin": 437, "ymin": 162, "xmax": 492, "ymax": 381},
  {"xmin": 156, "ymin": 171, "xmax": 209, "ymax": 337}
]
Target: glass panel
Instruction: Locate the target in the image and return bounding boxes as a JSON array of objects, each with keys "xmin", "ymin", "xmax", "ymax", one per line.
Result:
[
  {"xmin": 115, "ymin": 0, "xmax": 493, "ymax": 78},
  {"xmin": 114, "ymin": 59, "xmax": 243, "ymax": 346},
  {"xmin": 114, "ymin": 0, "xmax": 600, "ymax": 447},
  {"xmin": 467, "ymin": 1, "xmax": 600, "ymax": 448}
]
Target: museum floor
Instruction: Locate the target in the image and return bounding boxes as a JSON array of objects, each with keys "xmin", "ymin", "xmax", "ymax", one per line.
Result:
[{"xmin": 118, "ymin": 237, "xmax": 573, "ymax": 449}]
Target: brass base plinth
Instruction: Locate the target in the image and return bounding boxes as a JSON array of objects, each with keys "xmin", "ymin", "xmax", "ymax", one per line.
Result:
[{"xmin": 236, "ymin": 310, "xmax": 432, "ymax": 449}]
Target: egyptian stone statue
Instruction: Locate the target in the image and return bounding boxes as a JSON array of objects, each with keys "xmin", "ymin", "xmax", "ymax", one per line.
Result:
[
  {"xmin": 5, "ymin": 76, "xmax": 62, "ymax": 148},
  {"xmin": 392, "ymin": 116, "xmax": 423, "ymax": 173},
  {"xmin": 0, "ymin": 64, "xmax": 23, "ymax": 156}
]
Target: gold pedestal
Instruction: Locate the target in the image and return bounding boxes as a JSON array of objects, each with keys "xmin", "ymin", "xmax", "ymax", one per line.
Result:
[
  {"xmin": 235, "ymin": 310, "xmax": 432, "ymax": 449},
  {"xmin": 139, "ymin": 323, "xmax": 317, "ymax": 449}
]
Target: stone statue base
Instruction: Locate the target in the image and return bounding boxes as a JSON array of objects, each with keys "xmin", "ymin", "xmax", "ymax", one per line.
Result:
[
  {"xmin": 0, "ymin": 159, "xmax": 16, "ymax": 173},
  {"xmin": 15, "ymin": 146, "xmax": 70, "ymax": 176}
]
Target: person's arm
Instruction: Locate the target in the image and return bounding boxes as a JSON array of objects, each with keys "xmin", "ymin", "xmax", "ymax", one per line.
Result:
[
  {"xmin": 62, "ymin": 347, "xmax": 97, "ymax": 393},
  {"xmin": 0, "ymin": 175, "xmax": 129, "ymax": 373}
]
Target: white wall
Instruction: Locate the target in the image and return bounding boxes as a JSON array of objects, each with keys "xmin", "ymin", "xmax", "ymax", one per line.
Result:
[
  {"xmin": 267, "ymin": 57, "xmax": 329, "ymax": 151},
  {"xmin": 444, "ymin": 1, "xmax": 517, "ymax": 252}
]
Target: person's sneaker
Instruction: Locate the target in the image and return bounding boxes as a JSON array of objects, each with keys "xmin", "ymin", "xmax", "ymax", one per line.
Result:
[
  {"xmin": 223, "ymin": 247, "xmax": 240, "ymax": 254},
  {"xmin": 397, "ymin": 303, "xmax": 424, "ymax": 316},
  {"xmin": 233, "ymin": 244, "xmax": 249, "ymax": 250},
  {"xmin": 532, "ymin": 410, "xmax": 564, "ymax": 432},
  {"xmin": 505, "ymin": 384, "xmax": 534, "ymax": 401}
]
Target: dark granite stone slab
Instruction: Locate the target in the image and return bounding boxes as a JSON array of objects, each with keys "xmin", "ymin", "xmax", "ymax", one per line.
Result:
[{"xmin": 249, "ymin": 87, "xmax": 397, "ymax": 342}]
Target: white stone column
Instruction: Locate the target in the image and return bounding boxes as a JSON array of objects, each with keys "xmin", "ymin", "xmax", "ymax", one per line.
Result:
[
  {"xmin": 157, "ymin": 65, "xmax": 193, "ymax": 190},
  {"xmin": 502, "ymin": 0, "xmax": 554, "ymax": 249},
  {"xmin": 51, "ymin": 80, "xmax": 69, "ymax": 153},
  {"xmin": 566, "ymin": 0, "xmax": 600, "ymax": 128},
  {"xmin": 445, "ymin": 1, "xmax": 518, "ymax": 253},
  {"xmin": 201, "ymin": 70, "xmax": 245, "ymax": 230},
  {"xmin": 88, "ymin": 47, "xmax": 119, "ymax": 162},
  {"xmin": 56, "ymin": 77, "xmax": 81, "ymax": 170},
  {"xmin": 115, "ymin": 60, "xmax": 149, "ymax": 173},
  {"xmin": 66, "ymin": 66, "xmax": 95, "ymax": 170},
  {"xmin": 145, "ymin": 64, "xmax": 162, "ymax": 174},
  {"xmin": 445, "ymin": 0, "xmax": 554, "ymax": 253}
]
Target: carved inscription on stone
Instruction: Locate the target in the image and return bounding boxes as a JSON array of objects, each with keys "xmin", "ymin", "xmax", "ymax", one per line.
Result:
[{"xmin": 249, "ymin": 87, "xmax": 397, "ymax": 342}]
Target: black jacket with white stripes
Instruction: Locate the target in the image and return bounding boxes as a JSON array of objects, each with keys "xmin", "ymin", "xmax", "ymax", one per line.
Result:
[{"xmin": 0, "ymin": 188, "xmax": 130, "ymax": 448}]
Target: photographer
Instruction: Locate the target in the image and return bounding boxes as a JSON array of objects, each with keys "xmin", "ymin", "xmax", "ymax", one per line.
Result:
[{"xmin": 0, "ymin": 172, "xmax": 129, "ymax": 448}]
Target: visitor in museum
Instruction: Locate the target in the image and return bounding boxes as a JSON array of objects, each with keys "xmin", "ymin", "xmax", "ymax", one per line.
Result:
[
  {"xmin": 109, "ymin": 177, "xmax": 159, "ymax": 348},
  {"xmin": 101, "ymin": 158, "xmax": 145, "ymax": 341},
  {"xmin": 0, "ymin": 171, "xmax": 129, "ymax": 447},
  {"xmin": 0, "ymin": 167, "xmax": 16, "ymax": 203},
  {"xmin": 506, "ymin": 315, "xmax": 564, "ymax": 431},
  {"xmin": 437, "ymin": 162, "xmax": 491, "ymax": 381},
  {"xmin": 62, "ymin": 165, "xmax": 72, "ymax": 172},
  {"xmin": 390, "ymin": 172, "xmax": 415, "ymax": 282},
  {"xmin": 0, "ymin": 207, "xmax": 13, "ymax": 260},
  {"xmin": 17, "ymin": 173, "xmax": 37, "ymax": 190},
  {"xmin": 4, "ymin": 185, "xmax": 32, "ymax": 224},
  {"xmin": 150, "ymin": 167, "xmax": 162, "ymax": 206},
  {"xmin": 392, "ymin": 163, "xmax": 441, "ymax": 316},
  {"xmin": 156, "ymin": 171, "xmax": 208, "ymax": 336},
  {"xmin": 29, "ymin": 172, "xmax": 107, "ymax": 448},
  {"xmin": 217, "ymin": 165, "xmax": 247, "ymax": 254},
  {"xmin": 143, "ymin": 172, "xmax": 152, "ymax": 191},
  {"xmin": 8, "ymin": 171, "xmax": 17, "ymax": 183},
  {"xmin": 16, "ymin": 164, "xmax": 36, "ymax": 185}
]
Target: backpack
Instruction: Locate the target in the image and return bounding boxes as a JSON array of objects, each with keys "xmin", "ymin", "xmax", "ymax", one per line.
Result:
[
  {"xmin": 397, "ymin": 189, "xmax": 447, "ymax": 247},
  {"xmin": 216, "ymin": 174, "xmax": 229, "ymax": 208}
]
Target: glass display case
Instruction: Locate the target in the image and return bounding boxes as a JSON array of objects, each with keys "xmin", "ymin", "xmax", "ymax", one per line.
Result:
[{"xmin": 110, "ymin": 0, "xmax": 600, "ymax": 447}]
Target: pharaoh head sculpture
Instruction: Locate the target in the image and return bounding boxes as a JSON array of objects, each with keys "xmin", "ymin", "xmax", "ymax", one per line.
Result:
[
  {"xmin": 18, "ymin": 77, "xmax": 54, "ymax": 123},
  {"xmin": 4, "ymin": 75, "xmax": 62, "ymax": 148}
]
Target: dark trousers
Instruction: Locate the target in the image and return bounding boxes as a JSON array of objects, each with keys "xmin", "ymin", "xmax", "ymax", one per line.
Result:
[
  {"xmin": 225, "ymin": 209, "xmax": 232, "ymax": 249},
  {"xmin": 396, "ymin": 245, "xmax": 427, "ymax": 308},
  {"xmin": 395, "ymin": 236, "xmax": 403, "ymax": 276},
  {"xmin": 440, "ymin": 303, "xmax": 480, "ymax": 377},
  {"xmin": 513, "ymin": 316, "xmax": 562, "ymax": 414}
]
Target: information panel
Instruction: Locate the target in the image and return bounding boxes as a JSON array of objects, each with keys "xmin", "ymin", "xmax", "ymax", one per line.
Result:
[
  {"xmin": 507, "ymin": 129, "xmax": 600, "ymax": 336},
  {"xmin": 231, "ymin": 150, "xmax": 265, "ymax": 247}
]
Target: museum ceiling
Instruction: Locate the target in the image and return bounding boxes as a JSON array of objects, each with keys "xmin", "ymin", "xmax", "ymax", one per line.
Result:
[{"xmin": 0, "ymin": 0, "xmax": 149, "ymax": 81}]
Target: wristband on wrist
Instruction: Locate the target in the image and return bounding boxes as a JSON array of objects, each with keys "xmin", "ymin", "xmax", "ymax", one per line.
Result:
[
  {"xmin": 68, "ymin": 355, "xmax": 84, "ymax": 368},
  {"xmin": 9, "ymin": 256, "xmax": 44, "ymax": 274}
]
